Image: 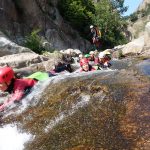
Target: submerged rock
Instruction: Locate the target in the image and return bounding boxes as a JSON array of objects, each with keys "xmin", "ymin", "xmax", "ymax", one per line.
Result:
[{"xmin": 0, "ymin": 67, "xmax": 149, "ymax": 150}]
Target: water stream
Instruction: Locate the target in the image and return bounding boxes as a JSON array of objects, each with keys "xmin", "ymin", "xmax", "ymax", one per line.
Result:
[
  {"xmin": 0, "ymin": 58, "xmax": 149, "ymax": 150},
  {"xmin": 137, "ymin": 59, "xmax": 150, "ymax": 76},
  {"xmin": 0, "ymin": 124, "xmax": 31, "ymax": 150}
]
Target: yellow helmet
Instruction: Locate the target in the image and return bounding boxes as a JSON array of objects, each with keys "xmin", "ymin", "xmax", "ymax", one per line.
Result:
[{"xmin": 103, "ymin": 50, "xmax": 111, "ymax": 55}]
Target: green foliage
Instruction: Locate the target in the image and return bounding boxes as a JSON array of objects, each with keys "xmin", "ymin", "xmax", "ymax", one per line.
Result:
[
  {"xmin": 25, "ymin": 29, "xmax": 44, "ymax": 54},
  {"xmin": 118, "ymin": 50, "xmax": 125, "ymax": 59},
  {"xmin": 129, "ymin": 12, "xmax": 138, "ymax": 22},
  {"xmin": 144, "ymin": 4, "xmax": 150, "ymax": 16},
  {"xmin": 111, "ymin": 0, "xmax": 128, "ymax": 14},
  {"xmin": 58, "ymin": 0, "xmax": 95, "ymax": 35},
  {"xmin": 93, "ymin": 0, "xmax": 128, "ymax": 49},
  {"xmin": 12, "ymin": 0, "xmax": 24, "ymax": 15},
  {"xmin": 140, "ymin": 4, "xmax": 150, "ymax": 17},
  {"xmin": 58, "ymin": 0, "xmax": 128, "ymax": 49},
  {"xmin": 129, "ymin": 4, "xmax": 150, "ymax": 22}
]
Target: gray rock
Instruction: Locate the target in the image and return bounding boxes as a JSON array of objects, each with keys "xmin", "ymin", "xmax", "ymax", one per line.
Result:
[
  {"xmin": 122, "ymin": 36, "xmax": 144, "ymax": 55},
  {"xmin": 0, "ymin": 36, "xmax": 33, "ymax": 57},
  {"xmin": 144, "ymin": 22, "xmax": 150, "ymax": 47},
  {"xmin": 0, "ymin": 53, "xmax": 47, "ymax": 69}
]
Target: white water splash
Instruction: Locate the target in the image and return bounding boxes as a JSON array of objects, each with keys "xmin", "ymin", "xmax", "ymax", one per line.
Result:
[
  {"xmin": 45, "ymin": 94, "xmax": 90, "ymax": 132},
  {"xmin": 4, "ymin": 69, "xmax": 117, "ymax": 117},
  {"xmin": 47, "ymin": 68, "xmax": 117, "ymax": 84},
  {"xmin": 0, "ymin": 124, "xmax": 31, "ymax": 150},
  {"xmin": 5, "ymin": 80, "xmax": 51, "ymax": 116}
]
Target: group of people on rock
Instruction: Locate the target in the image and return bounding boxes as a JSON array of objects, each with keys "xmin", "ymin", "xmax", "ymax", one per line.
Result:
[
  {"xmin": 79, "ymin": 50, "xmax": 112, "ymax": 72},
  {"xmin": 0, "ymin": 24, "xmax": 111, "ymax": 112},
  {"xmin": 0, "ymin": 50, "xmax": 112, "ymax": 112}
]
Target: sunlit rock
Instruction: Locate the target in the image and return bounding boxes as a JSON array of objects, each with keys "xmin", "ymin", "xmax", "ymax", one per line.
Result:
[
  {"xmin": 0, "ymin": 52, "xmax": 48, "ymax": 69},
  {"xmin": 122, "ymin": 36, "xmax": 144, "ymax": 55},
  {"xmin": 0, "ymin": 35, "xmax": 32, "ymax": 57},
  {"xmin": 144, "ymin": 22, "xmax": 150, "ymax": 47}
]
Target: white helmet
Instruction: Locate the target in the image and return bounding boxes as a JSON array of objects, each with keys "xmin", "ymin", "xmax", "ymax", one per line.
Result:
[
  {"xmin": 90, "ymin": 25, "xmax": 94, "ymax": 29},
  {"xmin": 98, "ymin": 52, "xmax": 105, "ymax": 58},
  {"xmin": 103, "ymin": 50, "xmax": 111, "ymax": 55},
  {"xmin": 79, "ymin": 54, "xmax": 83, "ymax": 58},
  {"xmin": 89, "ymin": 51, "xmax": 94, "ymax": 55}
]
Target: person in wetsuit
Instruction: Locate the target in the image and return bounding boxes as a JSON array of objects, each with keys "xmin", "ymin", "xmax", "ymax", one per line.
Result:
[{"xmin": 0, "ymin": 67, "xmax": 37, "ymax": 111}]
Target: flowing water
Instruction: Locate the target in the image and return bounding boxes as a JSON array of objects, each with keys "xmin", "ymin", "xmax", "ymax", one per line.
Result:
[
  {"xmin": 0, "ymin": 124, "xmax": 31, "ymax": 150},
  {"xmin": 137, "ymin": 59, "xmax": 150, "ymax": 76},
  {"xmin": 0, "ymin": 58, "xmax": 150, "ymax": 150}
]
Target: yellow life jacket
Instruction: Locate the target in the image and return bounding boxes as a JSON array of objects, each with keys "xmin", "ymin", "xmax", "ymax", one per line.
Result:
[{"xmin": 95, "ymin": 26, "xmax": 101, "ymax": 38}]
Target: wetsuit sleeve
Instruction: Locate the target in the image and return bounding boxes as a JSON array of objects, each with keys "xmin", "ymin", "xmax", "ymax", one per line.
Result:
[
  {"xmin": 13, "ymin": 79, "xmax": 37, "ymax": 101},
  {"xmin": 0, "ymin": 90, "xmax": 24, "ymax": 111},
  {"xmin": 0, "ymin": 79, "xmax": 36, "ymax": 111},
  {"xmin": 94, "ymin": 57, "xmax": 99, "ymax": 64},
  {"xmin": 9, "ymin": 90, "xmax": 24, "ymax": 102}
]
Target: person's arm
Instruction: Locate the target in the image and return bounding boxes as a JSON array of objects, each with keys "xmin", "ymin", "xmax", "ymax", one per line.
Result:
[
  {"xmin": 0, "ymin": 90, "xmax": 24, "ymax": 111},
  {"xmin": 80, "ymin": 68, "xmax": 83, "ymax": 72},
  {"xmin": 0, "ymin": 79, "xmax": 36, "ymax": 111},
  {"xmin": 91, "ymin": 67, "xmax": 96, "ymax": 71},
  {"xmin": 94, "ymin": 57, "xmax": 99, "ymax": 65}
]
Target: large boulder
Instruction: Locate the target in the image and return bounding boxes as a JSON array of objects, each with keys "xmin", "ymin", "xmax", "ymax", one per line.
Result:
[
  {"xmin": 0, "ymin": 52, "xmax": 48, "ymax": 69},
  {"xmin": 121, "ymin": 36, "xmax": 144, "ymax": 55},
  {"xmin": 0, "ymin": 34, "xmax": 33, "ymax": 57},
  {"xmin": 0, "ymin": 0, "xmax": 90, "ymax": 51},
  {"xmin": 11, "ymin": 52, "xmax": 66, "ymax": 77},
  {"xmin": 144, "ymin": 22, "xmax": 150, "ymax": 47},
  {"xmin": 60, "ymin": 48, "xmax": 82, "ymax": 56}
]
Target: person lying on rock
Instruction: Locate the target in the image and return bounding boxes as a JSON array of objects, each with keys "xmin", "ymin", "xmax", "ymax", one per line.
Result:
[
  {"xmin": 89, "ymin": 51, "xmax": 96, "ymax": 61},
  {"xmin": 0, "ymin": 67, "xmax": 55, "ymax": 112},
  {"xmin": 50, "ymin": 61, "xmax": 73, "ymax": 74},
  {"xmin": 80, "ymin": 58, "xmax": 96, "ymax": 72},
  {"xmin": 0, "ymin": 67, "xmax": 38, "ymax": 111},
  {"xmin": 94, "ymin": 51, "xmax": 112, "ymax": 69}
]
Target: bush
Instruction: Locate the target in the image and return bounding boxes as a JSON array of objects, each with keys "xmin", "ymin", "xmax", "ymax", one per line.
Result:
[
  {"xmin": 93, "ymin": 0, "xmax": 128, "ymax": 49},
  {"xmin": 130, "ymin": 13, "xmax": 138, "ymax": 22},
  {"xmin": 25, "ymin": 29, "xmax": 44, "ymax": 54},
  {"xmin": 118, "ymin": 50, "xmax": 125, "ymax": 59},
  {"xmin": 58, "ymin": 0, "xmax": 95, "ymax": 37}
]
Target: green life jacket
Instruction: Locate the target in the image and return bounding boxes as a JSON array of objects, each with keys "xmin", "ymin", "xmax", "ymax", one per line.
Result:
[
  {"xmin": 26, "ymin": 72, "xmax": 49, "ymax": 81},
  {"xmin": 84, "ymin": 54, "xmax": 90, "ymax": 58}
]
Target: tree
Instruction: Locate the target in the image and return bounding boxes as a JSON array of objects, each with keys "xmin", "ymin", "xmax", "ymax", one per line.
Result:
[
  {"xmin": 25, "ymin": 29, "xmax": 44, "ymax": 54},
  {"xmin": 93, "ymin": 0, "xmax": 128, "ymax": 49},
  {"xmin": 58, "ymin": 0, "xmax": 95, "ymax": 36}
]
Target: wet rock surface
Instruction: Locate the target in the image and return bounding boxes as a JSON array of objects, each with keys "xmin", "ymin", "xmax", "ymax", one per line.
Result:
[
  {"xmin": 137, "ymin": 59, "xmax": 150, "ymax": 76},
  {"xmin": 0, "ymin": 52, "xmax": 48, "ymax": 68},
  {"xmin": 1, "ymin": 65, "xmax": 149, "ymax": 150}
]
